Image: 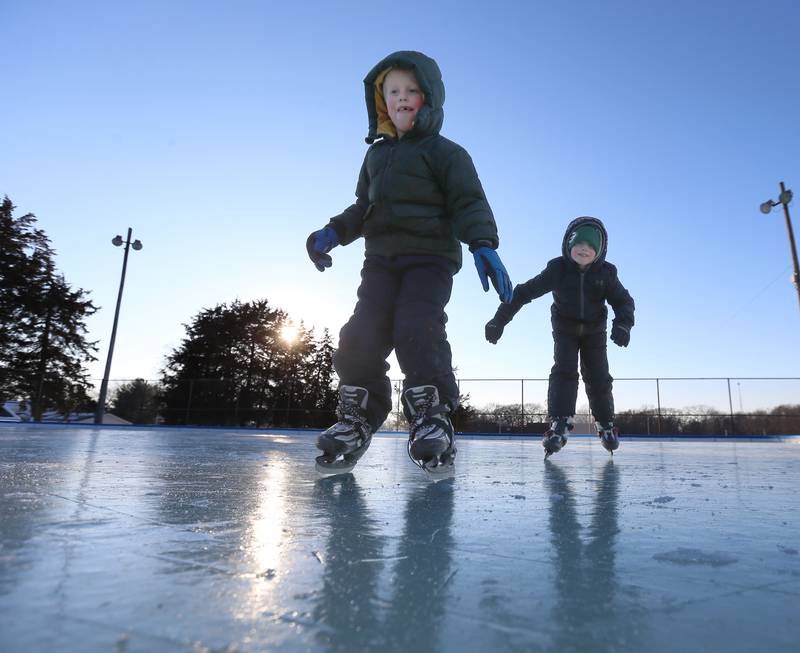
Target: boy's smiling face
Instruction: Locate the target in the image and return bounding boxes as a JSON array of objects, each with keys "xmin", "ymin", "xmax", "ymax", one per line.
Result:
[
  {"xmin": 570, "ymin": 242, "xmax": 597, "ymax": 268},
  {"xmin": 383, "ymin": 68, "xmax": 424, "ymax": 138}
]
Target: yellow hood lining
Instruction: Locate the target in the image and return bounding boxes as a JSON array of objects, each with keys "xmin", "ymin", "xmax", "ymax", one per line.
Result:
[{"xmin": 373, "ymin": 67, "xmax": 397, "ymax": 139}]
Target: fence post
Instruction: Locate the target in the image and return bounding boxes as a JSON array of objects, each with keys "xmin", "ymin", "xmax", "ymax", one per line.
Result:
[
  {"xmin": 396, "ymin": 382, "xmax": 402, "ymax": 432},
  {"xmin": 656, "ymin": 378, "xmax": 662, "ymax": 434},
  {"xmin": 455, "ymin": 378, "xmax": 461, "ymax": 433},
  {"xmin": 727, "ymin": 378, "xmax": 735, "ymax": 436},
  {"xmin": 521, "ymin": 379, "xmax": 525, "ymax": 430}
]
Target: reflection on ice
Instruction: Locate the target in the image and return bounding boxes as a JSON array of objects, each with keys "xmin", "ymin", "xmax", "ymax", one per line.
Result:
[
  {"xmin": 241, "ymin": 452, "xmax": 290, "ymax": 618},
  {"xmin": 0, "ymin": 426, "xmax": 797, "ymax": 653}
]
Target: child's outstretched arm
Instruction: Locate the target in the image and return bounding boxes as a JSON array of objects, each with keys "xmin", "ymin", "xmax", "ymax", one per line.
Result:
[
  {"xmin": 485, "ymin": 261, "xmax": 558, "ymax": 344},
  {"xmin": 606, "ymin": 266, "xmax": 635, "ymax": 347},
  {"xmin": 305, "ymin": 157, "xmax": 370, "ymax": 272},
  {"xmin": 436, "ymin": 144, "xmax": 513, "ymax": 302}
]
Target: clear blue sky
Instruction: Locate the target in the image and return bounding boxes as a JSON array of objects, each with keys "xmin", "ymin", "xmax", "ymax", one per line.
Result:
[{"xmin": 2, "ymin": 0, "xmax": 799, "ymax": 412}]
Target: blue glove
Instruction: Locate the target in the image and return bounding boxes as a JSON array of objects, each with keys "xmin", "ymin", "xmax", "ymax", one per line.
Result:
[
  {"xmin": 306, "ymin": 226, "xmax": 339, "ymax": 271},
  {"xmin": 472, "ymin": 245, "xmax": 513, "ymax": 303}
]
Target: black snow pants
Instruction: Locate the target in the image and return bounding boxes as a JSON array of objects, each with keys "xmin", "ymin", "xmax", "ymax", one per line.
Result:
[
  {"xmin": 333, "ymin": 254, "xmax": 460, "ymax": 431},
  {"xmin": 547, "ymin": 329, "xmax": 614, "ymax": 424}
]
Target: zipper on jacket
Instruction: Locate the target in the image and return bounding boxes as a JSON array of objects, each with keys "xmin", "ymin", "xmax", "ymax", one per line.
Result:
[
  {"xmin": 379, "ymin": 142, "xmax": 396, "ymax": 200},
  {"xmin": 579, "ymin": 271, "xmax": 585, "ymax": 321}
]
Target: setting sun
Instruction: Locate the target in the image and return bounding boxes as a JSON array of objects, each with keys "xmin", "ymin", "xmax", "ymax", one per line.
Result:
[{"xmin": 280, "ymin": 324, "xmax": 298, "ymax": 344}]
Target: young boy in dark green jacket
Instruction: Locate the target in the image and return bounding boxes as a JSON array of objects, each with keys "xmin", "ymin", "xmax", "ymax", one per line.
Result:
[
  {"xmin": 307, "ymin": 50, "xmax": 512, "ymax": 477},
  {"xmin": 485, "ymin": 217, "xmax": 635, "ymax": 458}
]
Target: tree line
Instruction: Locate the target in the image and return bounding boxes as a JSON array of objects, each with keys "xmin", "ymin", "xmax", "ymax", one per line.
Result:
[
  {"xmin": 451, "ymin": 402, "xmax": 800, "ymax": 436},
  {"xmin": 1, "ymin": 196, "xmax": 338, "ymax": 425},
  {"xmin": 2, "ymin": 196, "xmax": 798, "ymax": 434}
]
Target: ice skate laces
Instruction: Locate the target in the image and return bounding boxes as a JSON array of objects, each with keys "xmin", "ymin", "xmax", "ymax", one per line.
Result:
[
  {"xmin": 550, "ymin": 416, "xmax": 574, "ymax": 436},
  {"xmin": 598, "ymin": 422, "xmax": 617, "ymax": 441},
  {"xmin": 335, "ymin": 402, "xmax": 370, "ymax": 443},
  {"xmin": 410, "ymin": 404, "xmax": 451, "ymax": 440},
  {"xmin": 407, "ymin": 403, "xmax": 453, "ymax": 469}
]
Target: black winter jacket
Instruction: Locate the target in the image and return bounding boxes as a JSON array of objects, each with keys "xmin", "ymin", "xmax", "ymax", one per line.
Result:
[
  {"xmin": 327, "ymin": 51, "xmax": 499, "ymax": 269},
  {"xmin": 493, "ymin": 217, "xmax": 635, "ymax": 335}
]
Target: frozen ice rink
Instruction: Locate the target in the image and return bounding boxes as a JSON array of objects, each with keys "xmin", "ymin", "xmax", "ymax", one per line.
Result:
[{"xmin": 1, "ymin": 425, "xmax": 798, "ymax": 653}]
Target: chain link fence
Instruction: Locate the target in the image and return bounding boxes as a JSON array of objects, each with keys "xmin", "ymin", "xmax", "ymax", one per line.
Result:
[{"xmin": 93, "ymin": 376, "xmax": 800, "ymax": 436}]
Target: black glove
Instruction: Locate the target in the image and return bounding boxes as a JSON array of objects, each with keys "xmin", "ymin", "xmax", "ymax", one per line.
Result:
[
  {"xmin": 485, "ymin": 319, "xmax": 505, "ymax": 344},
  {"xmin": 610, "ymin": 324, "xmax": 630, "ymax": 347}
]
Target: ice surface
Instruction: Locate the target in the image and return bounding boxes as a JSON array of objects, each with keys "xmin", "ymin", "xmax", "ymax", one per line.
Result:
[
  {"xmin": 652, "ymin": 548, "xmax": 739, "ymax": 566},
  {"xmin": 1, "ymin": 425, "xmax": 798, "ymax": 652}
]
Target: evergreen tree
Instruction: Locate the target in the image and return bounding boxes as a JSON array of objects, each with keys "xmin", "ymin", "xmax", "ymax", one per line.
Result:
[
  {"xmin": 0, "ymin": 196, "xmax": 49, "ymax": 394},
  {"xmin": 0, "ymin": 197, "xmax": 98, "ymax": 418},
  {"xmin": 301, "ymin": 328, "xmax": 338, "ymax": 427},
  {"xmin": 160, "ymin": 299, "xmax": 288, "ymax": 425},
  {"xmin": 276, "ymin": 321, "xmax": 317, "ymax": 427},
  {"xmin": 159, "ymin": 299, "xmax": 339, "ymax": 427},
  {"xmin": 111, "ymin": 378, "xmax": 161, "ymax": 424}
]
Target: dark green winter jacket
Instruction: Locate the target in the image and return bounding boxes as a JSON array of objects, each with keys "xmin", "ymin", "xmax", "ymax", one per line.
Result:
[
  {"xmin": 493, "ymin": 217, "xmax": 635, "ymax": 335},
  {"xmin": 327, "ymin": 51, "xmax": 499, "ymax": 269}
]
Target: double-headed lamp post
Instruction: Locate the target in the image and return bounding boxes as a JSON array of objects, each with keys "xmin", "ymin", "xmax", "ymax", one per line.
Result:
[
  {"xmin": 760, "ymin": 181, "xmax": 800, "ymax": 311},
  {"xmin": 94, "ymin": 228, "xmax": 143, "ymax": 424}
]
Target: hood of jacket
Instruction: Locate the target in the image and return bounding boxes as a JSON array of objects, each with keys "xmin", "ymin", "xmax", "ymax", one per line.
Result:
[
  {"xmin": 562, "ymin": 216, "xmax": 609, "ymax": 266},
  {"xmin": 363, "ymin": 50, "xmax": 445, "ymax": 144}
]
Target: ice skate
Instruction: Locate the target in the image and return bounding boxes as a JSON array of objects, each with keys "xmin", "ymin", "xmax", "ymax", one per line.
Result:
[
  {"xmin": 403, "ymin": 385, "xmax": 456, "ymax": 480},
  {"xmin": 542, "ymin": 416, "xmax": 574, "ymax": 460},
  {"xmin": 315, "ymin": 385, "xmax": 373, "ymax": 475},
  {"xmin": 596, "ymin": 421, "xmax": 620, "ymax": 455}
]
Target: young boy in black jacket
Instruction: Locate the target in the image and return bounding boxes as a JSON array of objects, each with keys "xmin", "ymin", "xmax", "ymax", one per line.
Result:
[
  {"xmin": 306, "ymin": 51, "xmax": 512, "ymax": 476},
  {"xmin": 485, "ymin": 217, "xmax": 634, "ymax": 458}
]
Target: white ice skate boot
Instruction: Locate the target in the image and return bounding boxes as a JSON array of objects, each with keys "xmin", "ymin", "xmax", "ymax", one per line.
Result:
[
  {"xmin": 402, "ymin": 385, "xmax": 456, "ymax": 480},
  {"xmin": 596, "ymin": 421, "xmax": 620, "ymax": 455},
  {"xmin": 315, "ymin": 385, "xmax": 373, "ymax": 475},
  {"xmin": 542, "ymin": 416, "xmax": 575, "ymax": 460}
]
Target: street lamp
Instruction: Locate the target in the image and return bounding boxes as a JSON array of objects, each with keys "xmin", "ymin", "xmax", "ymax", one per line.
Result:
[
  {"xmin": 760, "ymin": 181, "xmax": 800, "ymax": 310},
  {"xmin": 94, "ymin": 228, "xmax": 143, "ymax": 424}
]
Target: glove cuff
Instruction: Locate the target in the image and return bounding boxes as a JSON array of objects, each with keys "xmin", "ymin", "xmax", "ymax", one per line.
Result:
[
  {"xmin": 469, "ymin": 239, "xmax": 496, "ymax": 253},
  {"xmin": 327, "ymin": 221, "xmax": 346, "ymax": 243}
]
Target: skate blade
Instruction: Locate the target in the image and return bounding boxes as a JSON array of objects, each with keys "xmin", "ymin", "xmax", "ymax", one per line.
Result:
[
  {"xmin": 600, "ymin": 440, "xmax": 619, "ymax": 455},
  {"xmin": 543, "ymin": 443, "xmax": 563, "ymax": 459},
  {"xmin": 315, "ymin": 455, "xmax": 358, "ymax": 476},
  {"xmin": 422, "ymin": 463, "xmax": 455, "ymax": 482}
]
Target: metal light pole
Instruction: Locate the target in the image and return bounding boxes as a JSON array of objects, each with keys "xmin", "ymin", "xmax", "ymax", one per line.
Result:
[
  {"xmin": 94, "ymin": 228, "xmax": 143, "ymax": 424},
  {"xmin": 760, "ymin": 182, "xmax": 800, "ymax": 310}
]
